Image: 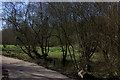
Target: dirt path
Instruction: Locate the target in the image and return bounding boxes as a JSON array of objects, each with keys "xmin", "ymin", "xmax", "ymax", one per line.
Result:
[{"xmin": 2, "ymin": 56, "xmax": 72, "ymax": 80}]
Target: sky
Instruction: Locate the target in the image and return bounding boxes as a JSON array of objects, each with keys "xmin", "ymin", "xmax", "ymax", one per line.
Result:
[
  {"xmin": 0, "ymin": 0, "xmax": 119, "ymax": 31},
  {"xmin": 0, "ymin": 0, "xmax": 119, "ymax": 2},
  {"xmin": 0, "ymin": 2, "xmax": 2, "ymax": 31}
]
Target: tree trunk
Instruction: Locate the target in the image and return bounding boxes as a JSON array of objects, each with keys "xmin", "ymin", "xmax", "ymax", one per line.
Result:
[
  {"xmin": 62, "ymin": 45, "xmax": 67, "ymax": 66},
  {"xmin": 27, "ymin": 53, "xmax": 34, "ymax": 59},
  {"xmin": 20, "ymin": 46, "xmax": 34, "ymax": 59},
  {"xmin": 118, "ymin": 25, "xmax": 120, "ymax": 75},
  {"xmin": 32, "ymin": 49, "xmax": 41, "ymax": 58}
]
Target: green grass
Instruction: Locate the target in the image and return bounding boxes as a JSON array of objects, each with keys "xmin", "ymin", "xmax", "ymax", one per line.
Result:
[
  {"xmin": 2, "ymin": 45, "xmax": 29, "ymax": 60},
  {"xmin": 1, "ymin": 45, "xmax": 77, "ymax": 78},
  {"xmin": 1, "ymin": 45, "xmax": 81, "ymax": 61},
  {"xmin": 1, "ymin": 45, "xmax": 117, "ymax": 79}
]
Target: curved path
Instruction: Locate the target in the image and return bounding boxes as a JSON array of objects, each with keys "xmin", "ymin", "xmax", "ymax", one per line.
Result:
[{"xmin": 2, "ymin": 56, "xmax": 72, "ymax": 80}]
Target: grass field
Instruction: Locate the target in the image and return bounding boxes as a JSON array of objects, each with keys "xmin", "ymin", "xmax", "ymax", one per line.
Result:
[
  {"xmin": 1, "ymin": 45, "xmax": 113, "ymax": 79},
  {"xmin": 1, "ymin": 45, "xmax": 77, "ymax": 78}
]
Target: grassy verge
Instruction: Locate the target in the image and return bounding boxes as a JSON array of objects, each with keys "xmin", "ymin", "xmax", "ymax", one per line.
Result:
[
  {"xmin": 1, "ymin": 45, "xmax": 115, "ymax": 79},
  {"xmin": 1, "ymin": 45, "xmax": 77, "ymax": 78}
]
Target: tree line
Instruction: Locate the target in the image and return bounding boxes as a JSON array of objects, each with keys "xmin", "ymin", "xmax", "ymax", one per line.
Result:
[{"xmin": 2, "ymin": 2, "xmax": 120, "ymax": 78}]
